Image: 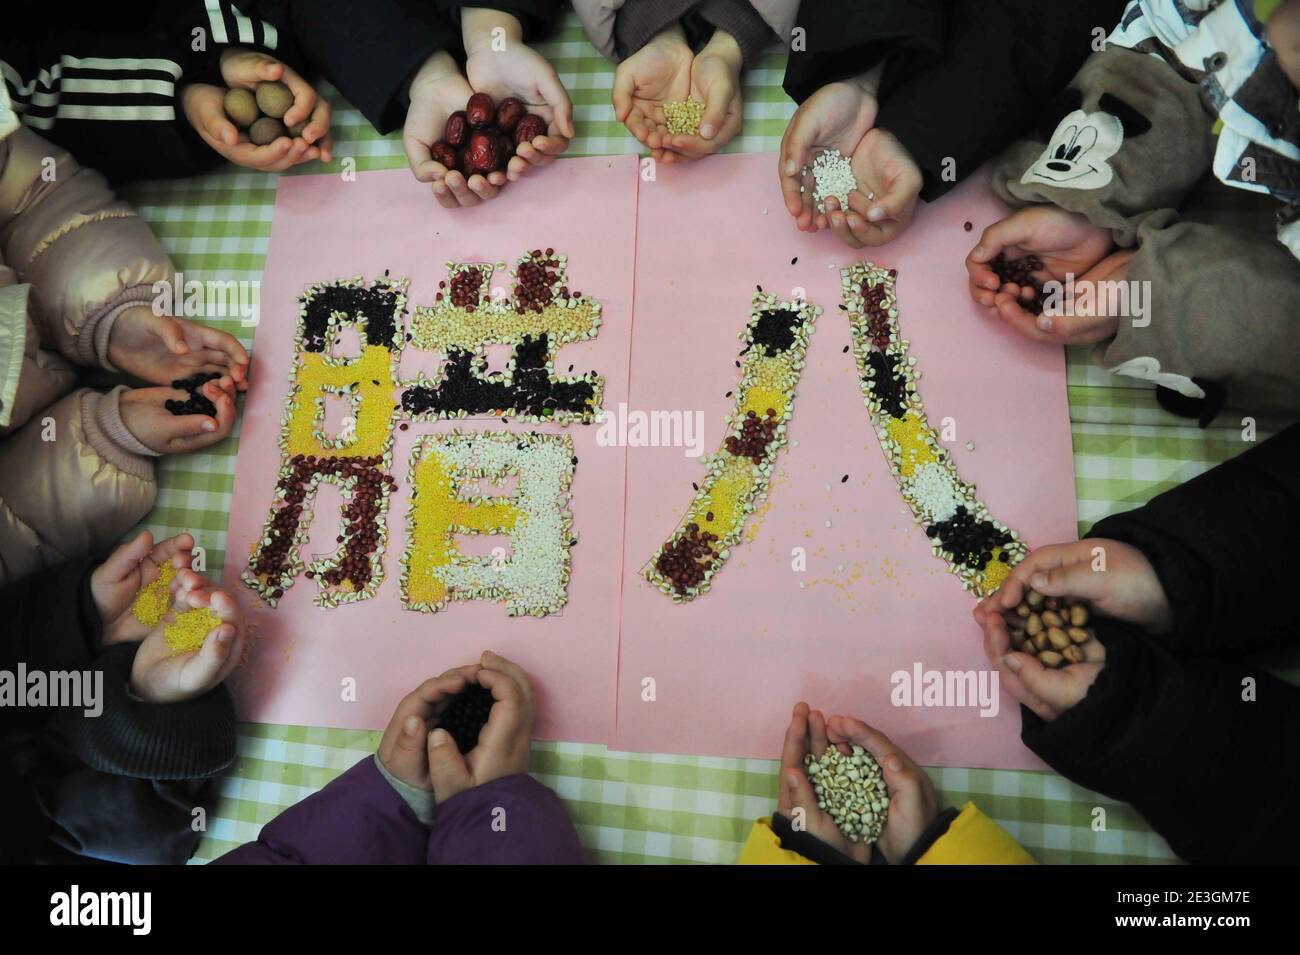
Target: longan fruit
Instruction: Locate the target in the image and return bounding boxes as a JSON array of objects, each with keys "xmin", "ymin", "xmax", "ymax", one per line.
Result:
[
  {"xmin": 255, "ymin": 81, "xmax": 293, "ymax": 119},
  {"xmin": 223, "ymin": 88, "xmax": 259, "ymax": 128},
  {"xmin": 249, "ymin": 116, "xmax": 287, "ymax": 145}
]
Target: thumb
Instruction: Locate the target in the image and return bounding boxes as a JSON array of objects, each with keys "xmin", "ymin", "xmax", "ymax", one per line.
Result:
[
  {"xmin": 148, "ymin": 312, "xmax": 190, "ymax": 354},
  {"xmin": 612, "ymin": 66, "xmax": 636, "ymax": 124},
  {"xmin": 100, "ymin": 530, "xmax": 154, "ymax": 584},
  {"xmin": 187, "ymin": 84, "xmax": 240, "ymax": 146},
  {"xmin": 426, "ymin": 728, "xmax": 473, "ymax": 801},
  {"xmin": 698, "ymin": 75, "xmax": 732, "ymax": 140},
  {"xmin": 385, "ymin": 715, "xmax": 432, "ymax": 787},
  {"xmin": 224, "ymin": 51, "xmax": 282, "ymax": 88},
  {"xmin": 1028, "ymin": 561, "xmax": 1106, "ymax": 603},
  {"xmin": 180, "ymin": 624, "xmax": 237, "ymax": 692},
  {"xmin": 536, "ymin": 69, "xmax": 574, "ymax": 139},
  {"xmin": 972, "ymin": 214, "xmax": 1035, "ymax": 264}
]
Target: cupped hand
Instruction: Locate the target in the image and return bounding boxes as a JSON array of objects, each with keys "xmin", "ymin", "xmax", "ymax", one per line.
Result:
[
  {"xmin": 377, "ymin": 665, "xmax": 483, "ymax": 791},
  {"xmin": 613, "ymin": 25, "xmax": 694, "ymax": 156},
  {"xmin": 823, "ymin": 127, "xmax": 923, "ymax": 247},
  {"xmin": 109, "ymin": 306, "xmax": 249, "ymax": 391},
  {"xmin": 181, "ymin": 49, "xmax": 332, "ymax": 171},
  {"xmin": 129, "ymin": 569, "xmax": 245, "ymax": 702},
  {"xmin": 423, "ymin": 650, "xmax": 535, "ymax": 803},
  {"xmin": 92, "ymin": 530, "xmax": 196, "ymax": 646},
  {"xmin": 824, "ymin": 715, "xmax": 940, "ymax": 863},
  {"xmin": 973, "ymin": 538, "xmax": 1173, "ymax": 635},
  {"xmin": 967, "ymin": 205, "xmax": 1119, "ymax": 343},
  {"xmin": 662, "ymin": 29, "xmax": 743, "ymax": 161},
  {"xmin": 119, "ymin": 378, "xmax": 238, "ymax": 454},
  {"xmin": 465, "ymin": 40, "xmax": 574, "ymax": 180},
  {"xmin": 779, "ymin": 78, "xmax": 878, "ymax": 232},
  {"xmin": 977, "ymin": 606, "xmax": 1105, "ymax": 722}
]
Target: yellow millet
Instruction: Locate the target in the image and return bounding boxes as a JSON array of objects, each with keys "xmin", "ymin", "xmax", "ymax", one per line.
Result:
[
  {"xmin": 131, "ymin": 561, "xmax": 176, "ymax": 627},
  {"xmin": 886, "ymin": 412, "xmax": 937, "ymax": 477},
  {"xmin": 664, "ymin": 100, "xmax": 704, "ymax": 136},
  {"xmin": 164, "ymin": 607, "xmax": 222, "ymax": 654}
]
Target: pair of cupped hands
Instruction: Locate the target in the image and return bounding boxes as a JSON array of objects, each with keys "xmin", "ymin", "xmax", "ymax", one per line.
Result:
[
  {"xmin": 377, "ymin": 651, "xmax": 534, "ymax": 804},
  {"xmin": 92, "ymin": 531, "xmax": 246, "ymax": 703},
  {"xmin": 107, "ymin": 305, "xmax": 249, "ymax": 456},
  {"xmin": 787, "ymin": 537, "xmax": 1174, "ymax": 862}
]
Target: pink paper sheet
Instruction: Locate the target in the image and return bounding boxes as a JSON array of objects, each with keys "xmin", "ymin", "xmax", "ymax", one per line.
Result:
[
  {"xmin": 614, "ymin": 155, "xmax": 1076, "ymax": 768},
  {"xmin": 225, "ymin": 153, "xmax": 1076, "ymax": 770},
  {"xmin": 223, "ymin": 158, "xmax": 639, "ymax": 742}
]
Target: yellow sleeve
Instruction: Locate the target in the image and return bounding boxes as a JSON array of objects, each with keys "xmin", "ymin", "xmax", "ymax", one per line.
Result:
[
  {"xmin": 915, "ymin": 803, "xmax": 1036, "ymax": 865},
  {"xmin": 737, "ymin": 818, "xmax": 818, "ymax": 865}
]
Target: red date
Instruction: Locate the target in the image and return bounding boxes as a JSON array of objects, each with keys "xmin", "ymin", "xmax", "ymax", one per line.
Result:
[
  {"xmin": 466, "ymin": 92, "xmax": 495, "ymax": 129},
  {"xmin": 465, "ymin": 129, "xmax": 508, "ymax": 175},
  {"xmin": 514, "ymin": 114, "xmax": 547, "ymax": 147},
  {"xmin": 429, "ymin": 141, "xmax": 458, "ymax": 169},
  {"xmin": 495, "ymin": 97, "xmax": 526, "ymax": 134},
  {"xmin": 443, "ymin": 110, "xmax": 469, "ymax": 147}
]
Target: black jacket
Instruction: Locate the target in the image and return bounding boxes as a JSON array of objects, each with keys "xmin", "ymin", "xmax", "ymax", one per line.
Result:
[
  {"xmin": 783, "ymin": 0, "xmax": 1129, "ymax": 201},
  {"xmin": 0, "ymin": 558, "xmax": 235, "ymax": 864},
  {"xmin": 1022, "ymin": 423, "xmax": 1300, "ymax": 864}
]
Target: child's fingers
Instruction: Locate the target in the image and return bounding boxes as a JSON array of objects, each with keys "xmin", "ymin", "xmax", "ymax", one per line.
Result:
[
  {"xmin": 276, "ymin": 64, "xmax": 319, "ymax": 129},
  {"xmin": 807, "ymin": 708, "xmax": 829, "ymax": 757},
  {"xmin": 612, "ymin": 68, "xmax": 636, "ymax": 124},
  {"xmin": 536, "ymin": 69, "xmax": 574, "ymax": 139},
  {"xmin": 426, "ymin": 728, "xmax": 474, "ymax": 801},
  {"xmin": 993, "ymin": 292, "xmax": 1057, "ymax": 343},
  {"xmin": 466, "ymin": 173, "xmax": 500, "ymax": 201},
  {"xmin": 698, "ymin": 75, "xmax": 734, "ymax": 142},
  {"xmin": 1004, "ymin": 542, "xmax": 1089, "ymax": 600},
  {"xmin": 781, "ymin": 766, "xmax": 820, "ymax": 821},
  {"xmin": 479, "ymin": 650, "xmax": 535, "ymax": 704},
  {"xmin": 430, "ymin": 178, "xmax": 462, "ymax": 209},
  {"xmin": 153, "ymin": 532, "xmax": 196, "ymax": 572},
  {"xmin": 825, "ymin": 716, "xmax": 924, "ymax": 795},
  {"xmin": 778, "ymin": 122, "xmax": 813, "ymax": 219},
  {"xmin": 1002, "ymin": 654, "xmax": 1083, "ymax": 717},
  {"xmin": 189, "ymin": 85, "xmax": 242, "ymax": 148},
  {"xmin": 385, "ymin": 714, "xmax": 433, "ymax": 786},
  {"xmin": 100, "ymin": 530, "xmax": 155, "ymax": 584},
  {"xmin": 181, "ymin": 624, "xmax": 240, "ymax": 692},
  {"xmin": 220, "ymin": 49, "xmax": 283, "ymax": 88},
  {"xmin": 778, "ymin": 702, "xmax": 811, "ymax": 774}
]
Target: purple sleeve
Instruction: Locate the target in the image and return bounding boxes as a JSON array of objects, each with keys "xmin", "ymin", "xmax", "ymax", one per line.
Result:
[
  {"xmin": 426, "ymin": 774, "xmax": 585, "ymax": 864},
  {"xmin": 213, "ymin": 757, "xmax": 428, "ymax": 865}
]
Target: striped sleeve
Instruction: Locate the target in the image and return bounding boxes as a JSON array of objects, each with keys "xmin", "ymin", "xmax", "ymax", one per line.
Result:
[{"xmin": 0, "ymin": 1, "xmax": 299, "ymax": 182}]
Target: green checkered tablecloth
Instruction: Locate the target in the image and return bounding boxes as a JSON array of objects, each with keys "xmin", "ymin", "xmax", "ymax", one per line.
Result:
[{"xmin": 120, "ymin": 16, "xmax": 1251, "ymax": 865}]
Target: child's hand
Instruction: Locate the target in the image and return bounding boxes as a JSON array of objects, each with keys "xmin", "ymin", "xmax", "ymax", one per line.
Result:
[
  {"xmin": 181, "ymin": 49, "xmax": 332, "ymax": 172},
  {"xmin": 427, "ymin": 651, "xmax": 534, "ymax": 803},
  {"xmin": 462, "ymin": 11, "xmax": 574, "ymax": 180},
  {"xmin": 377, "ymin": 664, "xmax": 483, "ymax": 792},
  {"xmin": 404, "ymin": 52, "xmax": 499, "ymax": 207},
  {"xmin": 825, "ymin": 715, "xmax": 941, "ymax": 864},
  {"xmin": 377, "ymin": 651, "xmax": 534, "ymax": 803},
  {"xmin": 967, "ymin": 206, "xmax": 1117, "ymax": 342},
  {"xmin": 92, "ymin": 530, "xmax": 195, "ymax": 647},
  {"xmin": 974, "ymin": 538, "xmax": 1173, "ymax": 635},
  {"xmin": 119, "ymin": 378, "xmax": 238, "ymax": 454},
  {"xmin": 613, "ymin": 24, "xmax": 694, "ymax": 156},
  {"xmin": 977, "ymin": 605, "xmax": 1105, "ymax": 722},
  {"xmin": 826, "ymin": 128, "xmax": 924, "ymax": 247},
  {"xmin": 778, "ymin": 77, "xmax": 878, "ymax": 233},
  {"xmin": 776, "ymin": 703, "xmax": 941, "ymax": 863},
  {"xmin": 129, "ymin": 569, "xmax": 245, "ymax": 703},
  {"xmin": 661, "ymin": 29, "xmax": 743, "ymax": 161},
  {"xmin": 109, "ymin": 306, "xmax": 250, "ymax": 391},
  {"xmin": 776, "ymin": 703, "xmax": 872, "ymax": 862}
]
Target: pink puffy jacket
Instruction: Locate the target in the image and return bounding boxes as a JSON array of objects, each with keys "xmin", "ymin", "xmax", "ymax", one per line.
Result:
[{"xmin": 0, "ymin": 109, "xmax": 173, "ymax": 583}]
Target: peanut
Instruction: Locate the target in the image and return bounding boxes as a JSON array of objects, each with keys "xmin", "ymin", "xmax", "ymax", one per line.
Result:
[
  {"xmin": 1047, "ymin": 627, "xmax": 1070, "ymax": 650},
  {"xmin": 1038, "ymin": 650, "xmax": 1065, "ymax": 668}
]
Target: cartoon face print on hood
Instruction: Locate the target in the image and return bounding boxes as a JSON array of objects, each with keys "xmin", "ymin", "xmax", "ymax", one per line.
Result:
[{"xmin": 1022, "ymin": 90, "xmax": 1152, "ymax": 191}]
